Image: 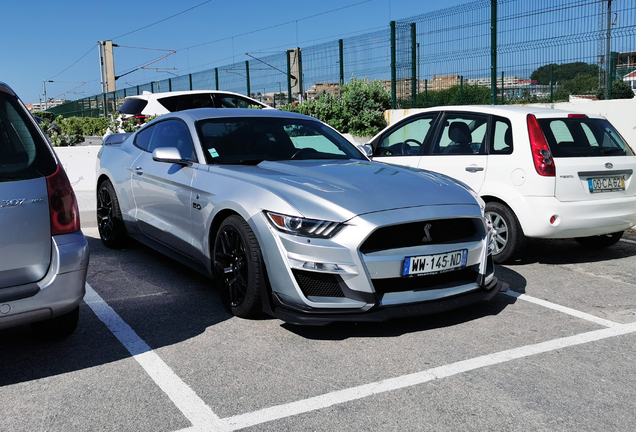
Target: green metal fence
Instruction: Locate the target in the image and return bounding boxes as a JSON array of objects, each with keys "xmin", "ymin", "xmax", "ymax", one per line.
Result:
[{"xmin": 48, "ymin": 0, "xmax": 636, "ymax": 118}]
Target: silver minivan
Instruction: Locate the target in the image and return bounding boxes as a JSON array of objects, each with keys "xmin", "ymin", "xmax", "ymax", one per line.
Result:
[{"xmin": 0, "ymin": 82, "xmax": 89, "ymax": 338}]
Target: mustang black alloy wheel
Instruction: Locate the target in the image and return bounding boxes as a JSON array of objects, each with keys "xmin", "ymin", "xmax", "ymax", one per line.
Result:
[
  {"xmin": 97, "ymin": 180, "xmax": 129, "ymax": 249},
  {"xmin": 213, "ymin": 215, "xmax": 263, "ymax": 318}
]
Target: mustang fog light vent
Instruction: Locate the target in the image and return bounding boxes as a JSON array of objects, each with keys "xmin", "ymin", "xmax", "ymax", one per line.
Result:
[
  {"xmin": 265, "ymin": 211, "xmax": 345, "ymax": 238},
  {"xmin": 303, "ymin": 262, "xmax": 341, "ymax": 272}
]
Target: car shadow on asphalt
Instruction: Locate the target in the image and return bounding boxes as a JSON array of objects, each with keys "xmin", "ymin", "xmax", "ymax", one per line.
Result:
[
  {"xmin": 504, "ymin": 237, "xmax": 636, "ymax": 266},
  {"xmin": 282, "ymin": 266, "xmax": 527, "ymax": 340},
  {"xmin": 0, "ymin": 234, "xmax": 232, "ymax": 386}
]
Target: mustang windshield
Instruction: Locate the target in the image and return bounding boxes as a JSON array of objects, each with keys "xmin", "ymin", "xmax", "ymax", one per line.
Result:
[{"xmin": 196, "ymin": 117, "xmax": 366, "ymax": 164}]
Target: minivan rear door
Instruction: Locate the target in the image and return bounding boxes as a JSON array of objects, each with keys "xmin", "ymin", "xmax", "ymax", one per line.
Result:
[
  {"xmin": 0, "ymin": 90, "xmax": 55, "ymax": 289},
  {"xmin": 538, "ymin": 115, "xmax": 636, "ymax": 202}
]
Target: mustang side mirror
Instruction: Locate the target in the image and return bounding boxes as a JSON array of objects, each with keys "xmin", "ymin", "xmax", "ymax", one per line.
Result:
[
  {"xmin": 152, "ymin": 147, "xmax": 192, "ymax": 166},
  {"xmin": 357, "ymin": 144, "xmax": 373, "ymax": 157}
]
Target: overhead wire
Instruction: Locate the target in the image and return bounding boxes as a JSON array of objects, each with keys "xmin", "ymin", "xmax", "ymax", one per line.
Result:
[
  {"xmin": 180, "ymin": 0, "xmax": 375, "ymax": 50},
  {"xmin": 110, "ymin": 0, "xmax": 215, "ymax": 40}
]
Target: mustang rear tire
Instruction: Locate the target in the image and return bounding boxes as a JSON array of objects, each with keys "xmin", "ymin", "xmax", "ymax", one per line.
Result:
[
  {"xmin": 213, "ymin": 215, "xmax": 263, "ymax": 318},
  {"xmin": 575, "ymin": 231, "xmax": 623, "ymax": 248},
  {"xmin": 485, "ymin": 201, "xmax": 525, "ymax": 264},
  {"xmin": 97, "ymin": 180, "xmax": 130, "ymax": 249}
]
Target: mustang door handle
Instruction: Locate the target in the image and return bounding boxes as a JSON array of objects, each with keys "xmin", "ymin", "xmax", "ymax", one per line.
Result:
[
  {"xmin": 134, "ymin": 166, "xmax": 143, "ymax": 174},
  {"xmin": 465, "ymin": 165, "xmax": 484, "ymax": 173}
]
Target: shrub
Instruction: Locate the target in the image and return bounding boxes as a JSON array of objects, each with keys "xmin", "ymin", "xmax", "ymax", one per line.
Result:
[
  {"xmin": 597, "ymin": 80, "xmax": 635, "ymax": 100},
  {"xmin": 281, "ymin": 77, "xmax": 390, "ymax": 137}
]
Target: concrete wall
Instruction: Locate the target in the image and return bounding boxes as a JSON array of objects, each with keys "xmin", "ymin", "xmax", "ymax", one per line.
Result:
[
  {"xmin": 384, "ymin": 98, "xmax": 636, "ymax": 147},
  {"xmin": 55, "ymin": 98, "xmax": 636, "ymax": 193},
  {"xmin": 53, "ymin": 145, "xmax": 100, "ymax": 191}
]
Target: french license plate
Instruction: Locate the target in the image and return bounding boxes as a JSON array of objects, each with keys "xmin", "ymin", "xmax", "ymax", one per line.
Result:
[
  {"xmin": 588, "ymin": 176, "xmax": 625, "ymax": 193},
  {"xmin": 402, "ymin": 249, "xmax": 467, "ymax": 277}
]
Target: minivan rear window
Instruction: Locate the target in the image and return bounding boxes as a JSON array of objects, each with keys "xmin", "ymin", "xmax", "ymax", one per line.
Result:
[
  {"xmin": 0, "ymin": 92, "xmax": 56, "ymax": 181},
  {"xmin": 538, "ymin": 117, "xmax": 632, "ymax": 158}
]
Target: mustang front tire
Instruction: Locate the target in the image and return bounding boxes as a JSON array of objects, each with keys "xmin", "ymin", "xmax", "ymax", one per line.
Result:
[
  {"xmin": 213, "ymin": 215, "xmax": 263, "ymax": 318},
  {"xmin": 97, "ymin": 180, "xmax": 130, "ymax": 249}
]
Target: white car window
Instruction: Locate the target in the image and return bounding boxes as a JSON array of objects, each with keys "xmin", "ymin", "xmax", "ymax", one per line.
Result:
[
  {"xmin": 376, "ymin": 116, "xmax": 435, "ymax": 157},
  {"xmin": 432, "ymin": 114, "xmax": 488, "ymax": 155},
  {"xmin": 491, "ymin": 119, "xmax": 513, "ymax": 154}
]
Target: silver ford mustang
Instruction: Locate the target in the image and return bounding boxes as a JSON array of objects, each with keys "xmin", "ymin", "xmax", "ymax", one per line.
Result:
[{"xmin": 96, "ymin": 108, "xmax": 502, "ymax": 325}]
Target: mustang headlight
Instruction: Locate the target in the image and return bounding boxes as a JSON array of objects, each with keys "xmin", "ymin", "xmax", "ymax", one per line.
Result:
[{"xmin": 265, "ymin": 211, "xmax": 345, "ymax": 238}]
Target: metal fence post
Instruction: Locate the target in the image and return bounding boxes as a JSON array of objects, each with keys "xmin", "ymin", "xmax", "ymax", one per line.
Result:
[
  {"xmin": 246, "ymin": 61, "xmax": 251, "ymax": 96},
  {"xmin": 298, "ymin": 49, "xmax": 303, "ymax": 102},
  {"xmin": 460, "ymin": 76, "xmax": 464, "ymax": 104},
  {"xmin": 189, "ymin": 74, "xmax": 193, "ymax": 91},
  {"xmin": 339, "ymin": 39, "xmax": 344, "ymax": 86},
  {"xmin": 215, "ymin": 69, "xmax": 219, "ymax": 90},
  {"xmin": 411, "ymin": 23, "xmax": 417, "ymax": 108},
  {"xmin": 425, "ymin": 79, "xmax": 428, "ymax": 108},
  {"xmin": 501, "ymin": 71, "xmax": 504, "ymax": 105},
  {"xmin": 169, "ymin": 78, "xmax": 172, "ymax": 92},
  {"xmin": 136, "ymin": 85, "xmax": 140, "ymax": 95},
  {"xmin": 490, "ymin": 0, "xmax": 497, "ymax": 105},
  {"xmin": 287, "ymin": 50, "xmax": 292, "ymax": 104},
  {"xmin": 390, "ymin": 21, "xmax": 396, "ymax": 109},
  {"xmin": 550, "ymin": 64, "xmax": 554, "ymax": 103}
]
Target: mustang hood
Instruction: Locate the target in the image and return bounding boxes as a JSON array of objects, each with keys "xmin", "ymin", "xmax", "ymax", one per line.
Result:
[{"xmin": 216, "ymin": 159, "xmax": 480, "ymax": 221}]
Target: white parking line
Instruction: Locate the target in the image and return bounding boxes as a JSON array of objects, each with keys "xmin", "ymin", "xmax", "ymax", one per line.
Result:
[
  {"xmin": 504, "ymin": 290, "xmax": 621, "ymax": 328},
  {"xmin": 620, "ymin": 238, "xmax": 636, "ymax": 245},
  {"xmin": 83, "ymin": 284, "xmax": 229, "ymax": 432},
  {"xmin": 86, "ymin": 282, "xmax": 634, "ymax": 432},
  {"xmin": 219, "ymin": 321, "xmax": 636, "ymax": 431}
]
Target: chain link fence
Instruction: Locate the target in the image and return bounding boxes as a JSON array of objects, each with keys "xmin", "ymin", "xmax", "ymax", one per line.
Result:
[{"xmin": 48, "ymin": 0, "xmax": 635, "ymax": 118}]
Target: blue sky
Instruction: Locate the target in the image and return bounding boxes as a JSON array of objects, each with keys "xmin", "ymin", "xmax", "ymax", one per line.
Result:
[{"xmin": 1, "ymin": 0, "xmax": 469, "ymax": 104}]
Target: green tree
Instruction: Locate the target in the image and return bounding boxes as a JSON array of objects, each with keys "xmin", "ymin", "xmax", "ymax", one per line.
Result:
[
  {"xmin": 554, "ymin": 74, "xmax": 598, "ymax": 100},
  {"xmin": 530, "ymin": 62, "xmax": 599, "ymax": 85}
]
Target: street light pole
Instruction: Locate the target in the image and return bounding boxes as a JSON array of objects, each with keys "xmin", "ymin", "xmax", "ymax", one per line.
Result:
[{"xmin": 43, "ymin": 80, "xmax": 54, "ymax": 110}]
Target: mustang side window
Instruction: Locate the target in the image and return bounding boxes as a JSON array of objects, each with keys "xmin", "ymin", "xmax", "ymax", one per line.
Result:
[{"xmin": 375, "ymin": 115, "xmax": 436, "ymax": 156}]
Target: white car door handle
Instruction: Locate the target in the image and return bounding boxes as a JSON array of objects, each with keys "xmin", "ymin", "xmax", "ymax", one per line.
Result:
[
  {"xmin": 134, "ymin": 166, "xmax": 143, "ymax": 174},
  {"xmin": 465, "ymin": 166, "xmax": 484, "ymax": 173}
]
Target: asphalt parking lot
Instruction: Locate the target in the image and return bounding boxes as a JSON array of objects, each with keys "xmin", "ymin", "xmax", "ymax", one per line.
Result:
[{"xmin": 2, "ymin": 227, "xmax": 636, "ymax": 431}]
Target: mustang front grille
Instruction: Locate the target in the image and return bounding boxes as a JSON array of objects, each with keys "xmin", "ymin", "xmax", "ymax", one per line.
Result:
[
  {"xmin": 371, "ymin": 268, "xmax": 478, "ymax": 294},
  {"xmin": 360, "ymin": 218, "xmax": 480, "ymax": 254}
]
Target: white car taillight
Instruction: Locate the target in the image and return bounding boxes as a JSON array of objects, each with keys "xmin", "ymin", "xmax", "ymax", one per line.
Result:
[
  {"xmin": 46, "ymin": 165, "xmax": 81, "ymax": 235},
  {"xmin": 527, "ymin": 114, "xmax": 555, "ymax": 177}
]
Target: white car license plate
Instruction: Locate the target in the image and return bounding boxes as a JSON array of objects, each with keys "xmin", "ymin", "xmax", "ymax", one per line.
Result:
[
  {"xmin": 588, "ymin": 176, "xmax": 625, "ymax": 193},
  {"xmin": 402, "ymin": 249, "xmax": 468, "ymax": 277}
]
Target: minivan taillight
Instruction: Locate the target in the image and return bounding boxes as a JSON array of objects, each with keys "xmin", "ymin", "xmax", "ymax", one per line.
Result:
[
  {"xmin": 527, "ymin": 114, "xmax": 555, "ymax": 177},
  {"xmin": 46, "ymin": 165, "xmax": 81, "ymax": 235}
]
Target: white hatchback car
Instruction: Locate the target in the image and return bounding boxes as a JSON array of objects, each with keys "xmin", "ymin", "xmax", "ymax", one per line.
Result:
[
  {"xmin": 367, "ymin": 105, "xmax": 636, "ymax": 263},
  {"xmin": 118, "ymin": 90, "xmax": 271, "ymax": 119}
]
